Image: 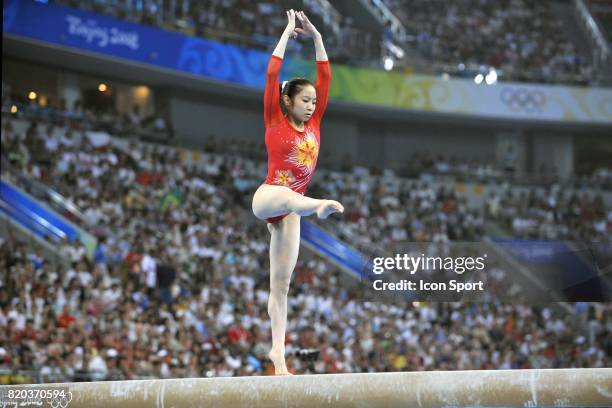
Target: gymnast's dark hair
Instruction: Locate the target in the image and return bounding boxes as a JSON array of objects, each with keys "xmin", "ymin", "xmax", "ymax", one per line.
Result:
[{"xmin": 279, "ymin": 78, "xmax": 315, "ymax": 116}]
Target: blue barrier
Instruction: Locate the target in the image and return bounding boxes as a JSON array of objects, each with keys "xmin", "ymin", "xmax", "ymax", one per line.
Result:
[
  {"xmin": 300, "ymin": 219, "xmax": 371, "ymax": 279},
  {"xmin": 0, "ymin": 180, "xmax": 79, "ymax": 242},
  {"xmin": 0, "ymin": 199, "xmax": 59, "ymax": 240}
]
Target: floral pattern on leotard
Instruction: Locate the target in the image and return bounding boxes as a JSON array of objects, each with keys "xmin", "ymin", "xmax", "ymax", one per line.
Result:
[
  {"xmin": 286, "ymin": 129, "xmax": 319, "ymax": 191},
  {"xmin": 273, "ymin": 169, "xmax": 296, "ymax": 186}
]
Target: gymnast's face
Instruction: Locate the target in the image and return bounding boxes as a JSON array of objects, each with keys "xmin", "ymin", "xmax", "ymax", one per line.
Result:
[{"xmin": 284, "ymin": 85, "xmax": 316, "ymax": 124}]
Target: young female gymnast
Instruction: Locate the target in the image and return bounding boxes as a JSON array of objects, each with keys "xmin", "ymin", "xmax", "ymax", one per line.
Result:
[{"xmin": 251, "ymin": 9, "xmax": 344, "ymax": 375}]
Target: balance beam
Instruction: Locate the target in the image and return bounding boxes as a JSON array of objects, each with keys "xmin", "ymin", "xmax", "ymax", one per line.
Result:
[{"xmin": 2, "ymin": 368, "xmax": 611, "ymax": 407}]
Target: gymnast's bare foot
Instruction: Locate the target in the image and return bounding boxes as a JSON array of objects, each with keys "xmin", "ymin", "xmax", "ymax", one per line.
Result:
[
  {"xmin": 316, "ymin": 200, "xmax": 344, "ymax": 219},
  {"xmin": 268, "ymin": 347, "xmax": 293, "ymax": 376}
]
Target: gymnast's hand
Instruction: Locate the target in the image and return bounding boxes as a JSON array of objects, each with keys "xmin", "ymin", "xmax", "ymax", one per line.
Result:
[
  {"xmin": 285, "ymin": 9, "xmax": 298, "ymax": 39},
  {"xmin": 295, "ymin": 11, "xmax": 320, "ymax": 39}
]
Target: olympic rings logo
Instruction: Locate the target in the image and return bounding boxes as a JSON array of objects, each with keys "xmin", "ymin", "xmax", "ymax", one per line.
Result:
[
  {"xmin": 500, "ymin": 87, "xmax": 546, "ymax": 113},
  {"xmin": 48, "ymin": 391, "xmax": 73, "ymax": 408}
]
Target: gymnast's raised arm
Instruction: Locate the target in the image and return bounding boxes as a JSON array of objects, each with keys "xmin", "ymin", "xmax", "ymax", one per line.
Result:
[
  {"xmin": 295, "ymin": 11, "xmax": 330, "ymax": 122},
  {"xmin": 264, "ymin": 10, "xmax": 300, "ymax": 126}
]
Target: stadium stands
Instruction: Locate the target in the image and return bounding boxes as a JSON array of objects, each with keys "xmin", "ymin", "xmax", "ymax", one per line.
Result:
[
  {"xmin": 1, "ymin": 93, "xmax": 610, "ymax": 381},
  {"xmin": 49, "ymin": 0, "xmax": 598, "ymax": 85},
  {"xmin": 383, "ymin": 0, "xmax": 594, "ymax": 84}
]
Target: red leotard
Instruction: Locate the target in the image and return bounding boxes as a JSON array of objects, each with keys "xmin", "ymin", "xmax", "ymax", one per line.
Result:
[{"xmin": 262, "ymin": 55, "xmax": 331, "ymax": 223}]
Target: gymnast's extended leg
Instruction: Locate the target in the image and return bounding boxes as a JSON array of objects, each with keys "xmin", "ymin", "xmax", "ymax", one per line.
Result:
[
  {"xmin": 252, "ymin": 184, "xmax": 343, "ymax": 220},
  {"xmin": 266, "ymin": 212, "xmax": 301, "ymax": 375}
]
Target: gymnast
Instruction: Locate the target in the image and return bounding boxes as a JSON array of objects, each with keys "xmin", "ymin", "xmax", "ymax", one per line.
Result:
[{"xmin": 251, "ymin": 9, "xmax": 344, "ymax": 375}]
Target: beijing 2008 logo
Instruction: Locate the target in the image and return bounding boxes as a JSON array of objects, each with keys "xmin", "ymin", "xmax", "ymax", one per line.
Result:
[{"xmin": 500, "ymin": 87, "xmax": 546, "ymax": 114}]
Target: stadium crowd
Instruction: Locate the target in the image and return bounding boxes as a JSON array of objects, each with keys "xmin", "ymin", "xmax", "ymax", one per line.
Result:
[
  {"xmin": 384, "ymin": 0, "xmax": 593, "ymax": 84},
  {"xmin": 50, "ymin": 0, "xmax": 595, "ymax": 84},
  {"xmin": 489, "ymin": 187, "xmax": 610, "ymax": 241},
  {"xmin": 1, "ymin": 101, "xmax": 610, "ymax": 382}
]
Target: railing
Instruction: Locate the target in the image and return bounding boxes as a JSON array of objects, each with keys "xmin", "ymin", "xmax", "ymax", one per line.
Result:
[
  {"xmin": 0, "ymin": 180, "xmax": 77, "ymax": 242},
  {"xmin": 0, "ymin": 177, "xmax": 98, "ymax": 259},
  {"xmin": 0, "ymin": 196, "xmax": 67, "ymax": 241},
  {"xmin": 356, "ymin": 0, "xmax": 407, "ymax": 59},
  {"xmin": 8, "ymin": 172, "xmax": 85, "ymax": 224},
  {"xmin": 1, "ymin": 160, "xmax": 89, "ymax": 229},
  {"xmin": 303, "ymin": 0, "xmax": 343, "ymax": 37},
  {"xmin": 575, "ymin": 0, "xmax": 611, "ymax": 84},
  {"xmin": 357, "ymin": 0, "xmax": 407, "ymax": 42}
]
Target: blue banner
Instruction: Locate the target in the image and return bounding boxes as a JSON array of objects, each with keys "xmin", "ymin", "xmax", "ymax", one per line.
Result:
[{"xmin": 3, "ymin": 0, "xmax": 292, "ymax": 88}]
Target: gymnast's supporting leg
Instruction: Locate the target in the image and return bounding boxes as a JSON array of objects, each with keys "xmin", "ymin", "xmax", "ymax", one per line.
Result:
[
  {"xmin": 267, "ymin": 212, "xmax": 300, "ymax": 375},
  {"xmin": 252, "ymin": 184, "xmax": 343, "ymax": 220}
]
